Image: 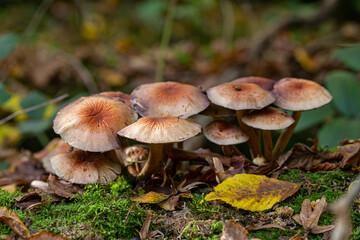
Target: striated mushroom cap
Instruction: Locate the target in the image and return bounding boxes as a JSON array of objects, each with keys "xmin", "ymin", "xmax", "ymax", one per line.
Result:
[
  {"xmin": 242, "ymin": 108, "xmax": 295, "ymax": 130},
  {"xmin": 118, "ymin": 117, "xmax": 202, "ymax": 144},
  {"xmin": 50, "ymin": 150, "xmax": 121, "ymax": 184},
  {"xmin": 204, "ymin": 120, "xmax": 249, "ymax": 145},
  {"xmin": 206, "ymin": 82, "xmax": 275, "ymax": 110},
  {"xmin": 272, "ymin": 78, "xmax": 332, "ymax": 111},
  {"xmin": 130, "ymin": 81, "xmax": 210, "ymax": 118},
  {"xmin": 53, "ymin": 95, "xmax": 138, "ymax": 152}
]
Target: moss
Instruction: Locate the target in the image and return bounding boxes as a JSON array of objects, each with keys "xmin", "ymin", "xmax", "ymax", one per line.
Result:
[{"xmin": 0, "ymin": 176, "xmax": 146, "ymax": 239}]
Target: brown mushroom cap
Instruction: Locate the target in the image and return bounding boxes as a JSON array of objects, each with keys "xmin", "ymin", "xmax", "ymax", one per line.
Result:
[
  {"xmin": 242, "ymin": 108, "xmax": 295, "ymax": 130},
  {"xmin": 118, "ymin": 117, "xmax": 202, "ymax": 144},
  {"xmin": 99, "ymin": 91, "xmax": 131, "ymax": 107},
  {"xmin": 50, "ymin": 150, "xmax": 121, "ymax": 184},
  {"xmin": 53, "ymin": 95, "xmax": 138, "ymax": 152},
  {"xmin": 199, "ymin": 103, "xmax": 236, "ymax": 117},
  {"xmin": 232, "ymin": 76, "xmax": 275, "ymax": 91},
  {"xmin": 204, "ymin": 120, "xmax": 249, "ymax": 145},
  {"xmin": 130, "ymin": 81, "xmax": 210, "ymax": 118},
  {"xmin": 206, "ymin": 82, "xmax": 275, "ymax": 110},
  {"xmin": 272, "ymin": 78, "xmax": 332, "ymax": 111}
]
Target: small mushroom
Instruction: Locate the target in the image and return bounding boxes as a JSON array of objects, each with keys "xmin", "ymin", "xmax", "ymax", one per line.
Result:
[
  {"xmin": 242, "ymin": 107, "xmax": 294, "ymax": 163},
  {"xmin": 99, "ymin": 91, "xmax": 131, "ymax": 107},
  {"xmin": 232, "ymin": 76, "xmax": 275, "ymax": 91},
  {"xmin": 204, "ymin": 120, "xmax": 248, "ymax": 156},
  {"xmin": 118, "ymin": 117, "xmax": 202, "ymax": 180},
  {"xmin": 206, "ymin": 82, "xmax": 275, "ymax": 159},
  {"xmin": 271, "ymin": 78, "xmax": 332, "ymax": 159}
]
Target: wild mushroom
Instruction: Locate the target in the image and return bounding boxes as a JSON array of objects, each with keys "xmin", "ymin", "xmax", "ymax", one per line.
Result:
[
  {"xmin": 204, "ymin": 120, "xmax": 248, "ymax": 156},
  {"xmin": 271, "ymin": 78, "xmax": 332, "ymax": 159},
  {"xmin": 232, "ymin": 76, "xmax": 275, "ymax": 91},
  {"xmin": 124, "ymin": 145, "xmax": 149, "ymax": 175},
  {"xmin": 99, "ymin": 91, "xmax": 131, "ymax": 107},
  {"xmin": 50, "ymin": 149, "xmax": 121, "ymax": 184},
  {"xmin": 130, "ymin": 81, "xmax": 210, "ymax": 118},
  {"xmin": 206, "ymin": 82, "xmax": 275, "ymax": 159},
  {"xmin": 118, "ymin": 117, "xmax": 202, "ymax": 180},
  {"xmin": 53, "ymin": 94, "xmax": 137, "ymax": 152},
  {"xmin": 242, "ymin": 108, "xmax": 294, "ymax": 163}
]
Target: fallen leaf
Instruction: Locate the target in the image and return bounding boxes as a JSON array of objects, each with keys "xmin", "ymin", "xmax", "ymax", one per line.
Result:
[
  {"xmin": 0, "ymin": 206, "xmax": 30, "ymax": 239},
  {"xmin": 47, "ymin": 175, "xmax": 85, "ymax": 198},
  {"xmin": 276, "ymin": 143, "xmax": 342, "ymax": 171},
  {"xmin": 246, "ymin": 223, "xmax": 285, "ymax": 231},
  {"xmin": 157, "ymin": 192, "xmax": 192, "ymax": 211},
  {"xmin": 28, "ymin": 231, "xmax": 69, "ymax": 239},
  {"xmin": 205, "ymin": 174, "xmax": 300, "ymax": 211},
  {"xmin": 139, "ymin": 211, "xmax": 152, "ymax": 240},
  {"xmin": 132, "ymin": 192, "xmax": 171, "ymax": 204},
  {"xmin": 338, "ymin": 142, "xmax": 360, "ymax": 169},
  {"xmin": 221, "ymin": 220, "xmax": 248, "ymax": 240},
  {"xmin": 292, "ymin": 196, "xmax": 334, "ymax": 235}
]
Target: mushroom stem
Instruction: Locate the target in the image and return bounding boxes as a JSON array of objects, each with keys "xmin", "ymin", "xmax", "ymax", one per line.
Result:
[
  {"xmin": 236, "ymin": 110, "xmax": 262, "ymax": 159},
  {"xmin": 137, "ymin": 144, "xmax": 165, "ymax": 181},
  {"xmin": 105, "ymin": 149, "xmax": 125, "ymax": 168},
  {"xmin": 221, "ymin": 145, "xmax": 233, "ymax": 156},
  {"xmin": 262, "ymin": 130, "xmax": 273, "ymax": 163},
  {"xmin": 175, "ymin": 142, "xmax": 183, "ymax": 149},
  {"xmin": 272, "ymin": 111, "xmax": 302, "ymax": 159}
]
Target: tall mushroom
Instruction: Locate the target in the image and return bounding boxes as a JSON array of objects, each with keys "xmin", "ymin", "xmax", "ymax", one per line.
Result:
[
  {"xmin": 272, "ymin": 78, "xmax": 332, "ymax": 159},
  {"xmin": 206, "ymin": 82, "xmax": 275, "ymax": 159},
  {"xmin": 242, "ymin": 108, "xmax": 294, "ymax": 163},
  {"xmin": 118, "ymin": 117, "xmax": 202, "ymax": 180}
]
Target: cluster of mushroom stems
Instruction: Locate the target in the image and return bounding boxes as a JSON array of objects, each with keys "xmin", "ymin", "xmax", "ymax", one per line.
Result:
[{"xmin": 45, "ymin": 77, "xmax": 332, "ymax": 184}]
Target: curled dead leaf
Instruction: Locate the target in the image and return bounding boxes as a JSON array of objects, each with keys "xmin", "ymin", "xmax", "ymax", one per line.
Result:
[
  {"xmin": 221, "ymin": 220, "xmax": 248, "ymax": 240},
  {"xmin": 0, "ymin": 206, "xmax": 30, "ymax": 239}
]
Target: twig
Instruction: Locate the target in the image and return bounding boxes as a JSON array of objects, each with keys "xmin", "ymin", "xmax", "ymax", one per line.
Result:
[
  {"xmin": 330, "ymin": 174, "xmax": 360, "ymax": 240},
  {"xmin": 0, "ymin": 94, "xmax": 68, "ymax": 126},
  {"xmin": 124, "ymin": 202, "xmax": 138, "ymax": 226},
  {"xmin": 0, "ymin": 0, "xmax": 54, "ymax": 83},
  {"xmin": 155, "ymin": 0, "xmax": 177, "ymax": 82}
]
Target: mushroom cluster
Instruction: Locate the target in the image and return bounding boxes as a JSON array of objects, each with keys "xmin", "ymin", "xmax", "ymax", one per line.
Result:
[{"xmin": 48, "ymin": 77, "xmax": 332, "ymax": 184}]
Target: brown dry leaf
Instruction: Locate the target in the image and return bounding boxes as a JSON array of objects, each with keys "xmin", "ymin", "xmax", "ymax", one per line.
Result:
[
  {"xmin": 338, "ymin": 142, "xmax": 360, "ymax": 169},
  {"xmin": 307, "ymin": 162, "xmax": 339, "ymax": 172},
  {"xmin": 276, "ymin": 143, "xmax": 342, "ymax": 170},
  {"xmin": 47, "ymin": 175, "xmax": 85, "ymax": 198},
  {"xmin": 221, "ymin": 220, "xmax": 248, "ymax": 240},
  {"xmin": 0, "ymin": 207, "xmax": 30, "ymax": 239},
  {"xmin": 246, "ymin": 223, "xmax": 285, "ymax": 231},
  {"xmin": 205, "ymin": 174, "xmax": 300, "ymax": 212},
  {"xmin": 157, "ymin": 192, "xmax": 192, "ymax": 211},
  {"xmin": 28, "ymin": 231, "xmax": 68, "ymax": 239},
  {"xmin": 292, "ymin": 196, "xmax": 334, "ymax": 235},
  {"xmin": 139, "ymin": 211, "xmax": 152, "ymax": 240}
]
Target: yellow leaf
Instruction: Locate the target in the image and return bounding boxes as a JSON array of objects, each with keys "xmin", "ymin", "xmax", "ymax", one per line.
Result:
[
  {"xmin": 132, "ymin": 192, "xmax": 170, "ymax": 204},
  {"xmin": 43, "ymin": 103, "xmax": 56, "ymax": 119},
  {"xmin": 294, "ymin": 48, "xmax": 319, "ymax": 72},
  {"xmin": 2, "ymin": 94, "xmax": 27, "ymax": 122},
  {"xmin": 81, "ymin": 14, "xmax": 106, "ymax": 41},
  {"xmin": 205, "ymin": 174, "xmax": 300, "ymax": 212}
]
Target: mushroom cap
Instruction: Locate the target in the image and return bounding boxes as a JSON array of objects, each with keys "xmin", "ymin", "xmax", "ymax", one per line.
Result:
[
  {"xmin": 124, "ymin": 145, "xmax": 149, "ymax": 163},
  {"xmin": 242, "ymin": 108, "xmax": 295, "ymax": 130},
  {"xmin": 272, "ymin": 78, "xmax": 332, "ymax": 111},
  {"xmin": 199, "ymin": 103, "xmax": 236, "ymax": 117},
  {"xmin": 204, "ymin": 120, "xmax": 249, "ymax": 145},
  {"xmin": 130, "ymin": 81, "xmax": 210, "ymax": 118},
  {"xmin": 118, "ymin": 117, "xmax": 202, "ymax": 144},
  {"xmin": 99, "ymin": 91, "xmax": 131, "ymax": 107},
  {"xmin": 53, "ymin": 95, "xmax": 138, "ymax": 152},
  {"xmin": 50, "ymin": 150, "xmax": 121, "ymax": 184},
  {"xmin": 232, "ymin": 76, "xmax": 275, "ymax": 91},
  {"xmin": 206, "ymin": 82, "xmax": 275, "ymax": 110}
]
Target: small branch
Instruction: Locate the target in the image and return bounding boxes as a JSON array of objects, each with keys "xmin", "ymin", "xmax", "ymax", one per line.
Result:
[
  {"xmin": 155, "ymin": 0, "xmax": 177, "ymax": 82},
  {"xmin": 0, "ymin": 94, "xmax": 68, "ymax": 126},
  {"xmin": 330, "ymin": 174, "xmax": 360, "ymax": 240}
]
